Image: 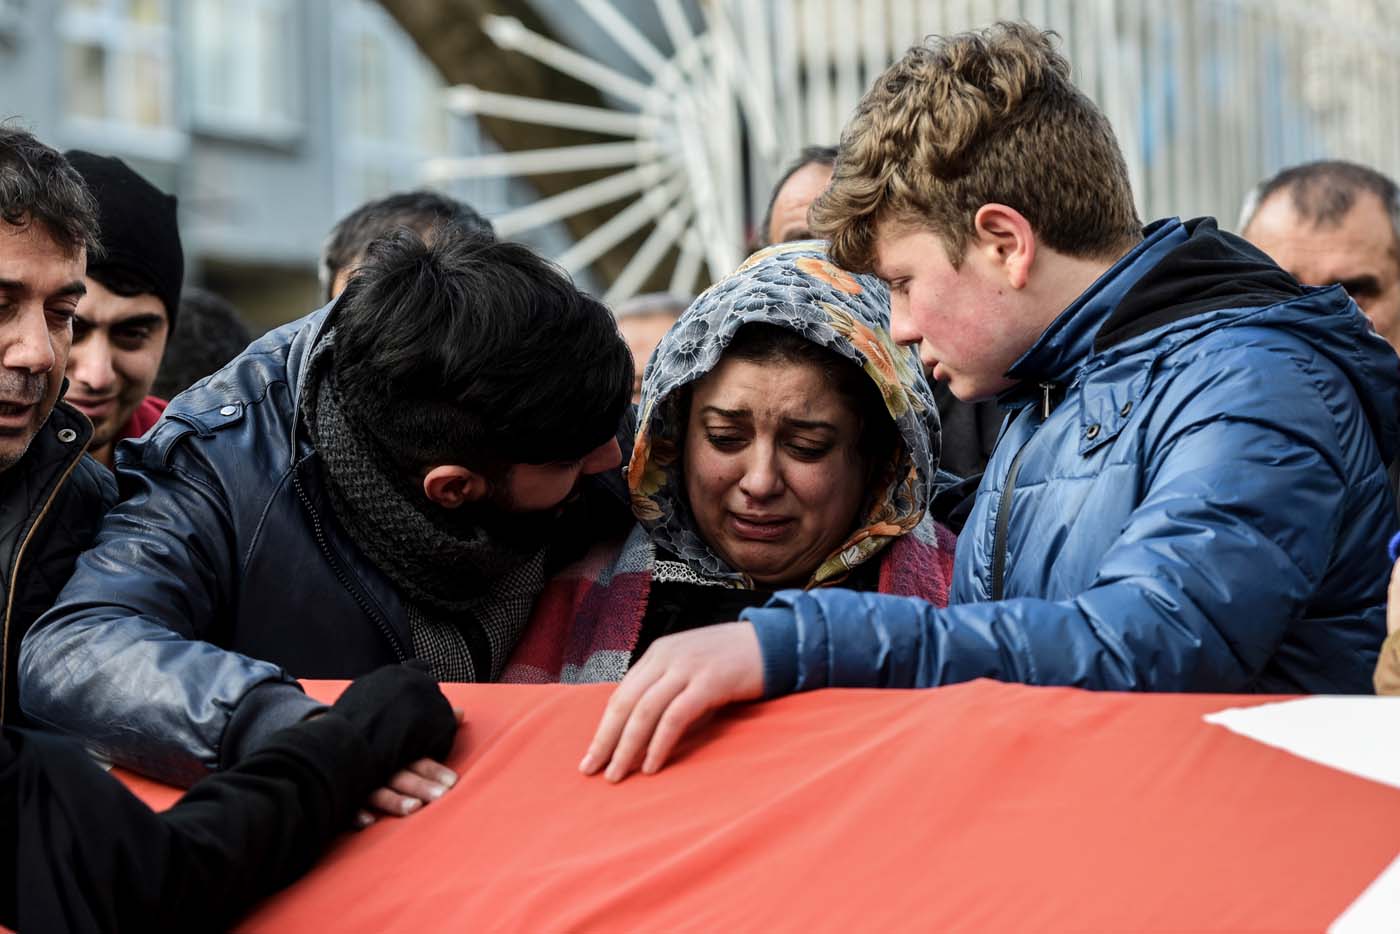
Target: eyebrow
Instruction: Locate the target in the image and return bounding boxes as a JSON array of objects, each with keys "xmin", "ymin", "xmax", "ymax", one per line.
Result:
[
  {"xmin": 700, "ymin": 406, "xmax": 750, "ymax": 420},
  {"xmin": 784, "ymin": 417, "xmax": 839, "ymax": 431},
  {"xmin": 81, "ymin": 312, "xmax": 167, "ymax": 330},
  {"xmin": 0, "ymin": 278, "xmax": 87, "ymax": 299},
  {"xmin": 700, "ymin": 406, "xmax": 838, "ymax": 431}
]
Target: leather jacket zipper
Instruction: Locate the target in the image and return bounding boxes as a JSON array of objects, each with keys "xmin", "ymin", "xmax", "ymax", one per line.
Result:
[
  {"xmin": 0, "ymin": 440, "xmax": 87, "ymax": 722},
  {"xmin": 990, "ymin": 382, "xmax": 1055, "ymax": 601},
  {"xmin": 292, "ymin": 467, "xmax": 408, "ymax": 662}
]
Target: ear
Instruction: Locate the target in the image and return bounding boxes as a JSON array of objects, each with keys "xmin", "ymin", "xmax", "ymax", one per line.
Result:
[
  {"xmin": 422, "ymin": 465, "xmax": 489, "ymax": 509},
  {"xmin": 971, "ymin": 204, "xmax": 1036, "ymax": 290}
]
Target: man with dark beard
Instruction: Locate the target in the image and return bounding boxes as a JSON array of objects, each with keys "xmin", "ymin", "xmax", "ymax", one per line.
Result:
[
  {"xmin": 21, "ymin": 228, "xmax": 634, "ymax": 820},
  {"xmin": 0, "ymin": 126, "xmax": 114, "ymax": 727}
]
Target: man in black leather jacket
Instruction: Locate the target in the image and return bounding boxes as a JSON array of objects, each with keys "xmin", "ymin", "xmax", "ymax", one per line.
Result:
[
  {"xmin": 0, "ymin": 128, "xmax": 115, "ymax": 727},
  {"xmin": 21, "ymin": 227, "xmax": 635, "ymax": 816}
]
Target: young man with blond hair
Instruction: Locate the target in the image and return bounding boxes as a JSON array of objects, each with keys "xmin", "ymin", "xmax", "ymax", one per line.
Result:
[{"xmin": 580, "ymin": 22, "xmax": 1400, "ymax": 782}]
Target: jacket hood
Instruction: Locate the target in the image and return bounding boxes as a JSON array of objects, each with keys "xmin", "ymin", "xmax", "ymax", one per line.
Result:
[
  {"xmin": 1109, "ymin": 218, "xmax": 1400, "ymax": 463},
  {"xmin": 1096, "ymin": 217, "xmax": 1305, "ymax": 351},
  {"xmin": 628, "ymin": 240, "xmax": 941, "ymax": 587},
  {"xmin": 1237, "ymin": 281, "xmax": 1400, "ymax": 464},
  {"xmin": 1009, "ymin": 218, "xmax": 1400, "ymax": 462}
]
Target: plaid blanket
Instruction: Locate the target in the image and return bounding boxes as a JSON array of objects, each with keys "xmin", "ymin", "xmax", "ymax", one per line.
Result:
[{"xmin": 502, "ymin": 516, "xmax": 956, "ymax": 684}]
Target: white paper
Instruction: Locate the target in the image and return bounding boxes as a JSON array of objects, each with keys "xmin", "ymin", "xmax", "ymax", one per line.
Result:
[
  {"xmin": 1329, "ymin": 851, "xmax": 1400, "ymax": 934},
  {"xmin": 1203, "ymin": 696, "xmax": 1400, "ymax": 789},
  {"xmin": 1202, "ymin": 697, "xmax": 1400, "ymax": 932}
]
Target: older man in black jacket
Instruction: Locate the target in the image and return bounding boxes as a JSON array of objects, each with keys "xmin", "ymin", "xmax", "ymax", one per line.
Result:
[{"xmin": 0, "ymin": 127, "xmax": 114, "ymax": 727}]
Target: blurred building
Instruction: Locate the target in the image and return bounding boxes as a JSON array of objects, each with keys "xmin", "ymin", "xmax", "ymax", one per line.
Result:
[
  {"xmin": 439, "ymin": 0, "xmax": 1400, "ymax": 301},
  {"xmin": 0, "ymin": 0, "xmax": 576, "ymax": 329},
  {"xmin": 2, "ymin": 0, "xmax": 1398, "ymax": 314}
]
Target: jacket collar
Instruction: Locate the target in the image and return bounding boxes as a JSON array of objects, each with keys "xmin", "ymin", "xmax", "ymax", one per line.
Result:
[
  {"xmin": 285, "ymin": 299, "xmax": 342, "ymax": 456},
  {"xmin": 8, "ymin": 400, "xmax": 94, "ymax": 497},
  {"xmin": 1003, "ymin": 219, "xmax": 1189, "ymax": 395},
  {"xmin": 0, "ymin": 399, "xmax": 94, "ymax": 720}
]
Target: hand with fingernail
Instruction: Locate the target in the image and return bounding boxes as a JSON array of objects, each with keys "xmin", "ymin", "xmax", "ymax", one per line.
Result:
[
  {"xmin": 327, "ymin": 665, "xmax": 463, "ymax": 827},
  {"xmin": 355, "ymin": 747, "xmax": 463, "ymax": 828},
  {"xmin": 579, "ymin": 622, "xmax": 764, "ymax": 783}
]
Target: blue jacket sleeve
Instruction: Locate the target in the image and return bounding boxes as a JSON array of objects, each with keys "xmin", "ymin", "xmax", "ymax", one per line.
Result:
[
  {"xmin": 18, "ymin": 429, "xmax": 323, "ymax": 786},
  {"xmin": 744, "ymin": 361, "xmax": 1354, "ymax": 696}
]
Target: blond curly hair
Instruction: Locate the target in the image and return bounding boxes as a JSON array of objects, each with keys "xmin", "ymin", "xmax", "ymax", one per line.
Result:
[{"xmin": 810, "ymin": 22, "xmax": 1142, "ymax": 272}]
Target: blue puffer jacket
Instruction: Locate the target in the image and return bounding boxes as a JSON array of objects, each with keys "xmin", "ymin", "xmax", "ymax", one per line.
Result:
[
  {"xmin": 746, "ymin": 218, "xmax": 1400, "ymax": 695},
  {"xmin": 19, "ymin": 303, "xmax": 634, "ymax": 785}
]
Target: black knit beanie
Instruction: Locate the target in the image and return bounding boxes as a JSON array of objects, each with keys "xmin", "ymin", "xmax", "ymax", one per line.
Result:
[{"xmin": 64, "ymin": 150, "xmax": 184, "ymax": 332}]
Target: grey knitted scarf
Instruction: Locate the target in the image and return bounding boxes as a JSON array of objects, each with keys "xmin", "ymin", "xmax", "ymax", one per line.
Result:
[{"xmin": 301, "ymin": 330, "xmax": 547, "ymax": 681}]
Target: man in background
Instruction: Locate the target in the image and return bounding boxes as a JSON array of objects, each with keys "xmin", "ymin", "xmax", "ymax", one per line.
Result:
[
  {"xmin": 1241, "ymin": 160, "xmax": 1400, "ymax": 353},
  {"xmin": 320, "ymin": 189, "xmax": 495, "ymax": 301},
  {"xmin": 152, "ymin": 287, "xmax": 254, "ymax": 399},
  {"xmin": 614, "ymin": 292, "xmax": 687, "ymax": 404},
  {"xmin": 62, "ymin": 151, "xmax": 183, "ymax": 468},
  {"xmin": 760, "ymin": 146, "xmax": 837, "ymax": 247}
]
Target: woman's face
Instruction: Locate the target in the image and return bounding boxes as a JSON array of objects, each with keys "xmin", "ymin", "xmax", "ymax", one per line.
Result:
[{"xmin": 684, "ymin": 355, "xmax": 868, "ymax": 588}]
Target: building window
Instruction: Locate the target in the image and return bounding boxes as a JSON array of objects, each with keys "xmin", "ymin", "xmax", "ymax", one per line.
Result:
[
  {"xmin": 59, "ymin": 0, "xmax": 182, "ymax": 158},
  {"xmin": 0, "ymin": 0, "xmax": 25, "ymax": 42},
  {"xmin": 333, "ymin": 0, "xmax": 455, "ymax": 213},
  {"xmin": 189, "ymin": 0, "xmax": 300, "ymax": 141}
]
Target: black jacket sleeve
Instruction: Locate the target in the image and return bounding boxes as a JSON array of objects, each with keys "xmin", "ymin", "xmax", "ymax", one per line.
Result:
[{"xmin": 0, "ymin": 665, "xmax": 456, "ymax": 933}]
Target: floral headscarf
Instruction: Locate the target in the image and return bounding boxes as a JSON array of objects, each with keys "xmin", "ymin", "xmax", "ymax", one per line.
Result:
[{"xmin": 627, "ymin": 240, "xmax": 942, "ymax": 588}]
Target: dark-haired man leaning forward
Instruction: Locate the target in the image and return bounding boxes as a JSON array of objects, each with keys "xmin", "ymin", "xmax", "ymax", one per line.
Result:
[{"xmin": 21, "ymin": 228, "xmax": 635, "ymax": 819}]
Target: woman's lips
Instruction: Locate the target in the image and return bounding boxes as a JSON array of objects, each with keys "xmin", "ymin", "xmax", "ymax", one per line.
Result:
[{"xmin": 727, "ymin": 513, "xmax": 795, "ymax": 541}]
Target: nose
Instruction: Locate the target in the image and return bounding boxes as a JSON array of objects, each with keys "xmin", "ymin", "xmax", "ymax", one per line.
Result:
[
  {"xmin": 3, "ymin": 305, "xmax": 57, "ymax": 375},
  {"xmin": 737, "ymin": 445, "xmax": 784, "ymax": 500},
  {"xmin": 888, "ymin": 294, "xmax": 921, "ymax": 347},
  {"xmin": 69, "ymin": 333, "xmax": 116, "ymax": 393},
  {"xmin": 580, "ymin": 437, "xmax": 622, "ymax": 475}
]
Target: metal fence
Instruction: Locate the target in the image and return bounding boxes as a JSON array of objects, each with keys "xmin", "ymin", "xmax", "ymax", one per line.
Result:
[
  {"xmin": 438, "ymin": 0, "xmax": 1400, "ymax": 299},
  {"xmin": 763, "ymin": 0, "xmax": 1400, "ymax": 226}
]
